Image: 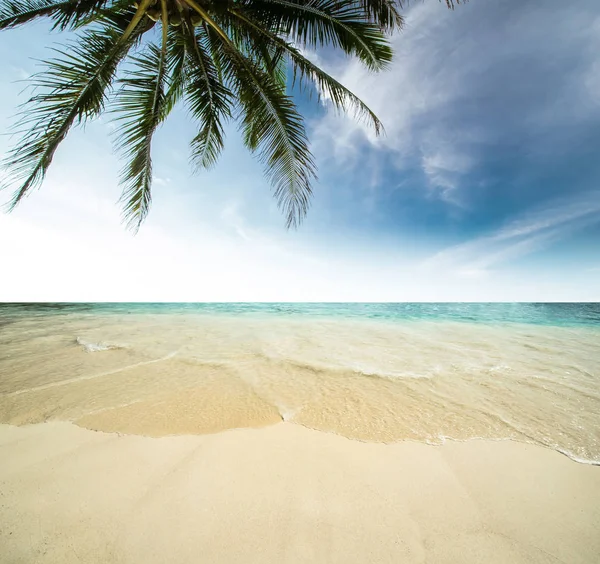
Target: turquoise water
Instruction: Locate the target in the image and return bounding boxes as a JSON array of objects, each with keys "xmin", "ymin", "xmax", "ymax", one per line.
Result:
[{"xmin": 2, "ymin": 302, "xmax": 600, "ymax": 326}]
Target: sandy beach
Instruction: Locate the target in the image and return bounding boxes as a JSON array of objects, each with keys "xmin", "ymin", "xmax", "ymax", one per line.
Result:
[
  {"xmin": 2, "ymin": 305, "xmax": 599, "ymax": 562},
  {"xmin": 1, "ymin": 421, "xmax": 599, "ymax": 564}
]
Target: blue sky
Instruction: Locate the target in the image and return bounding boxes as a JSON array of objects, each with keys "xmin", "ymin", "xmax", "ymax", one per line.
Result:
[{"xmin": 1, "ymin": 0, "xmax": 599, "ymax": 301}]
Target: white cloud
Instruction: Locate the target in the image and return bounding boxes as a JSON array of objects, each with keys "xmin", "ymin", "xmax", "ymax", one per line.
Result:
[
  {"xmin": 310, "ymin": 0, "xmax": 600, "ymax": 205},
  {"xmin": 420, "ymin": 191, "xmax": 600, "ymax": 277},
  {"xmin": 420, "ymin": 146, "xmax": 474, "ymax": 205},
  {"xmin": 310, "ymin": 2, "xmax": 474, "ymax": 175},
  {"xmin": 153, "ymin": 176, "xmax": 171, "ymax": 187}
]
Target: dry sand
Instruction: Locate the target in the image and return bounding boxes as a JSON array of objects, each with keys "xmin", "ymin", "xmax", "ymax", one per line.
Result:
[{"xmin": 1, "ymin": 422, "xmax": 599, "ymax": 563}]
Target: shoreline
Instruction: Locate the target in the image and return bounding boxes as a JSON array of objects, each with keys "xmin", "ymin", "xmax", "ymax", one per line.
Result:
[
  {"xmin": 2, "ymin": 421, "xmax": 599, "ymax": 563},
  {"xmin": 76, "ymin": 417, "xmax": 600, "ymax": 467},
  {"xmin": 2, "ymin": 310, "xmax": 598, "ymax": 465}
]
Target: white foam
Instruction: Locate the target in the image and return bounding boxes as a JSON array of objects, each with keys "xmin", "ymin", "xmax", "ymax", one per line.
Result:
[
  {"xmin": 432, "ymin": 434, "xmax": 600, "ymax": 466},
  {"xmin": 553, "ymin": 446, "xmax": 600, "ymax": 466},
  {"xmin": 76, "ymin": 337, "xmax": 125, "ymax": 353},
  {"xmin": 276, "ymin": 403, "xmax": 298, "ymax": 422},
  {"xmin": 487, "ymin": 364, "xmax": 513, "ymax": 373},
  {"xmin": 352, "ymin": 365, "xmax": 433, "ymax": 380}
]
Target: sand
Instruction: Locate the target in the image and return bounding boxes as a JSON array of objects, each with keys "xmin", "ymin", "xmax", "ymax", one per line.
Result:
[
  {"xmin": 3, "ymin": 312, "xmax": 600, "ymax": 463},
  {"xmin": 1, "ymin": 422, "xmax": 599, "ymax": 564}
]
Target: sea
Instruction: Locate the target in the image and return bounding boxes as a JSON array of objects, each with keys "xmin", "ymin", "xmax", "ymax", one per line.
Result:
[{"xmin": 1, "ymin": 303, "xmax": 599, "ymax": 464}]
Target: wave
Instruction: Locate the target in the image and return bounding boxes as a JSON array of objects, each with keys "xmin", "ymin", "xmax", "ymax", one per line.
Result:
[
  {"xmin": 75, "ymin": 337, "xmax": 126, "ymax": 353},
  {"xmin": 251, "ymin": 353, "xmax": 434, "ymax": 381},
  {"xmin": 551, "ymin": 445, "xmax": 600, "ymax": 466},
  {"xmin": 423, "ymin": 434, "xmax": 600, "ymax": 466}
]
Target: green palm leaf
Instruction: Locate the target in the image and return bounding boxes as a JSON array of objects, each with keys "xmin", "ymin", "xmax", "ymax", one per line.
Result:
[
  {"xmin": 0, "ymin": 0, "xmax": 107, "ymax": 31},
  {"xmin": 1, "ymin": 0, "xmax": 457, "ymax": 229},
  {"xmin": 181, "ymin": 19, "xmax": 233, "ymax": 170},
  {"xmin": 1, "ymin": 14, "xmax": 150, "ymax": 209},
  {"xmin": 359, "ymin": 0, "xmax": 404, "ymax": 31},
  {"xmin": 229, "ymin": 8, "xmax": 383, "ymax": 134},
  {"xmin": 198, "ymin": 17, "xmax": 316, "ymax": 227},
  {"xmin": 239, "ymin": 0, "xmax": 393, "ymax": 70},
  {"xmin": 112, "ymin": 2, "xmax": 169, "ymax": 230},
  {"xmin": 161, "ymin": 26, "xmax": 188, "ymax": 119}
]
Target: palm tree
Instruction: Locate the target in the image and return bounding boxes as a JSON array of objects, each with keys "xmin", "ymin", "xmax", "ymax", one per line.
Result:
[{"xmin": 0, "ymin": 0, "xmax": 459, "ymax": 230}]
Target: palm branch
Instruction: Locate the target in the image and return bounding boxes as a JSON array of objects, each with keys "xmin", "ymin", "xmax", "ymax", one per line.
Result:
[{"xmin": 0, "ymin": 0, "xmax": 457, "ymax": 229}]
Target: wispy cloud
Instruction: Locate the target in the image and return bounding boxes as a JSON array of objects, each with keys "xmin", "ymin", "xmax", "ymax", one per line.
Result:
[
  {"xmin": 310, "ymin": 0, "xmax": 600, "ymax": 207},
  {"xmin": 421, "ymin": 191, "xmax": 600, "ymax": 276},
  {"xmin": 153, "ymin": 176, "xmax": 171, "ymax": 187},
  {"xmin": 421, "ymin": 146, "xmax": 474, "ymax": 206}
]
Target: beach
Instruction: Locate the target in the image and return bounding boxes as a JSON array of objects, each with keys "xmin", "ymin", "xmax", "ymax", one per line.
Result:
[
  {"xmin": 2, "ymin": 421, "xmax": 600, "ymax": 563},
  {"xmin": 1, "ymin": 303, "xmax": 599, "ymax": 562}
]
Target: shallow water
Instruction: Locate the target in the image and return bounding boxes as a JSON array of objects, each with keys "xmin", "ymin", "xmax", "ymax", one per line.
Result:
[{"xmin": 1, "ymin": 303, "xmax": 599, "ymax": 463}]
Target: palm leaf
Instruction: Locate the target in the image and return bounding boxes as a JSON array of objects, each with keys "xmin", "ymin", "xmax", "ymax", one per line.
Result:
[
  {"xmin": 226, "ymin": 19, "xmax": 286, "ymax": 84},
  {"xmin": 230, "ymin": 8, "xmax": 383, "ymax": 134},
  {"xmin": 181, "ymin": 19, "xmax": 233, "ymax": 170},
  {"xmin": 237, "ymin": 0, "xmax": 393, "ymax": 70},
  {"xmin": 1, "ymin": 0, "xmax": 402, "ymax": 230},
  {"xmin": 443, "ymin": 0, "xmax": 464, "ymax": 9},
  {"xmin": 1, "ymin": 16, "xmax": 149, "ymax": 208},
  {"xmin": 359, "ymin": 0, "xmax": 404, "ymax": 31},
  {"xmin": 161, "ymin": 26, "xmax": 188, "ymax": 119},
  {"xmin": 112, "ymin": 3, "xmax": 169, "ymax": 230},
  {"xmin": 198, "ymin": 20, "xmax": 316, "ymax": 227},
  {"xmin": 0, "ymin": 0, "xmax": 108, "ymax": 31}
]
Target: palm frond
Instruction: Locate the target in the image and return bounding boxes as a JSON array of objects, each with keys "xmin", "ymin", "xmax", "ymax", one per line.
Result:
[
  {"xmin": 236, "ymin": 27, "xmax": 286, "ymax": 85},
  {"xmin": 112, "ymin": 5, "xmax": 169, "ymax": 230},
  {"xmin": 161, "ymin": 26, "xmax": 188, "ymax": 119},
  {"xmin": 213, "ymin": 10, "xmax": 285, "ymax": 82},
  {"xmin": 1, "ymin": 0, "xmax": 402, "ymax": 230},
  {"xmin": 262, "ymin": 45, "xmax": 286, "ymax": 86},
  {"xmin": 200, "ymin": 21, "xmax": 316, "ymax": 227},
  {"xmin": 359, "ymin": 0, "xmax": 404, "ymax": 31},
  {"xmin": 182, "ymin": 20, "xmax": 232, "ymax": 170},
  {"xmin": 230, "ymin": 8, "xmax": 383, "ymax": 135},
  {"xmin": 443, "ymin": 0, "xmax": 465, "ymax": 9},
  {"xmin": 238, "ymin": 0, "xmax": 393, "ymax": 70},
  {"xmin": 1, "ymin": 18, "xmax": 148, "ymax": 208},
  {"xmin": 0, "ymin": 0, "xmax": 108, "ymax": 31}
]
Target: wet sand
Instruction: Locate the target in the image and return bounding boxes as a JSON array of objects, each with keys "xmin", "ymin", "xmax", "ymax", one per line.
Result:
[
  {"xmin": 1, "ymin": 312, "xmax": 599, "ymax": 463},
  {"xmin": 1, "ymin": 421, "xmax": 599, "ymax": 564}
]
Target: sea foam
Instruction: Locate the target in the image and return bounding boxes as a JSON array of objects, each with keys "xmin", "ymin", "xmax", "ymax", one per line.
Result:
[{"xmin": 76, "ymin": 337, "xmax": 126, "ymax": 353}]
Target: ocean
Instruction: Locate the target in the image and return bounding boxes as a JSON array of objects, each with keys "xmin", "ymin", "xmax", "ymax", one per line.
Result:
[{"xmin": 1, "ymin": 303, "xmax": 599, "ymax": 464}]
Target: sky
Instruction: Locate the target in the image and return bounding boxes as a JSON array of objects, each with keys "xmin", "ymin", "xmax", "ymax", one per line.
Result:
[{"xmin": 0, "ymin": 0, "xmax": 599, "ymax": 301}]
